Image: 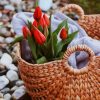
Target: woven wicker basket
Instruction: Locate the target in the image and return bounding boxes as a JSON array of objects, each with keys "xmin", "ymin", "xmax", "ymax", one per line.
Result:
[
  {"xmin": 61, "ymin": 4, "xmax": 100, "ymax": 40},
  {"xmin": 17, "ymin": 4, "xmax": 100, "ymax": 100}
]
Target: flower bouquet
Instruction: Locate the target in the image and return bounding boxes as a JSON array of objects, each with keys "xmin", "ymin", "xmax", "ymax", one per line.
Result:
[
  {"xmin": 19, "ymin": 6, "xmax": 78, "ymax": 64},
  {"xmin": 12, "ymin": 6, "xmax": 79, "ymax": 99}
]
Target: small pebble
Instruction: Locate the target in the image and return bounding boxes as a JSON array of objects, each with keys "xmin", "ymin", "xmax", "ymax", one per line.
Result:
[
  {"xmin": 0, "ymin": 76, "xmax": 9, "ymax": 90},
  {"xmin": 0, "ymin": 92, "xmax": 3, "ymax": 98},
  {"xmin": 4, "ymin": 93, "xmax": 11, "ymax": 100},
  {"xmin": 11, "ymin": 86, "xmax": 19, "ymax": 92},
  {"xmin": 0, "ymin": 36, "xmax": 5, "ymax": 43},
  {"xmin": 6, "ymin": 64, "xmax": 18, "ymax": 71},
  {"xmin": 12, "ymin": 86, "xmax": 26, "ymax": 100},
  {"xmin": 6, "ymin": 70, "xmax": 19, "ymax": 82},
  {"xmin": 0, "ymin": 53, "xmax": 13, "ymax": 66},
  {"xmin": 16, "ymin": 80, "xmax": 24, "ymax": 86},
  {"xmin": 0, "ymin": 64, "xmax": 5, "ymax": 71},
  {"xmin": 4, "ymin": 5, "xmax": 15, "ymax": 11},
  {"xmin": 5, "ymin": 37, "xmax": 14, "ymax": 43},
  {"xmin": 1, "ymin": 88, "xmax": 10, "ymax": 94}
]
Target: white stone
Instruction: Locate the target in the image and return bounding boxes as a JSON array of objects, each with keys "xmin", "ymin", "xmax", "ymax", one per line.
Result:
[
  {"xmin": 4, "ymin": 5, "xmax": 15, "ymax": 11},
  {"xmin": 4, "ymin": 93, "xmax": 11, "ymax": 100},
  {"xmin": 39, "ymin": 0, "xmax": 53, "ymax": 11},
  {"xmin": 16, "ymin": 80, "xmax": 24, "ymax": 86},
  {"xmin": 11, "ymin": 86, "xmax": 19, "ymax": 92},
  {"xmin": 6, "ymin": 64, "xmax": 18, "ymax": 71},
  {"xmin": 0, "ymin": 92, "xmax": 3, "ymax": 98},
  {"xmin": 10, "ymin": 0, "xmax": 22, "ymax": 5},
  {"xmin": 0, "ymin": 0, "xmax": 9, "ymax": 5},
  {"xmin": 12, "ymin": 86, "xmax": 26, "ymax": 100},
  {"xmin": 5, "ymin": 37, "xmax": 14, "ymax": 43},
  {"xmin": 0, "ymin": 27, "xmax": 7, "ymax": 35},
  {"xmin": 0, "ymin": 76, "xmax": 9, "ymax": 90},
  {"xmin": 0, "ymin": 13, "xmax": 2, "ymax": 18},
  {"xmin": 6, "ymin": 70, "xmax": 19, "ymax": 82},
  {"xmin": 0, "ymin": 53, "xmax": 13, "ymax": 66},
  {"xmin": 0, "ymin": 51, "xmax": 3, "ymax": 57},
  {"xmin": 0, "ymin": 36, "xmax": 5, "ymax": 43}
]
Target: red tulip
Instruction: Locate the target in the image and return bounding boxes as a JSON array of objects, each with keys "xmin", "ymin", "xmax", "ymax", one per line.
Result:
[
  {"xmin": 33, "ymin": 20, "xmax": 38, "ymax": 28},
  {"xmin": 33, "ymin": 6, "xmax": 42, "ymax": 21},
  {"xmin": 39, "ymin": 16, "xmax": 46, "ymax": 28},
  {"xmin": 22, "ymin": 26, "xmax": 31, "ymax": 38},
  {"xmin": 60, "ymin": 28, "xmax": 68, "ymax": 40},
  {"xmin": 31, "ymin": 26, "xmax": 46, "ymax": 45},
  {"xmin": 43, "ymin": 14, "xmax": 50, "ymax": 27}
]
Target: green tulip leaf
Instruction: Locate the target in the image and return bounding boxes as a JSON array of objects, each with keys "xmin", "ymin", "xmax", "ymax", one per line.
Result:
[
  {"xmin": 37, "ymin": 56, "xmax": 47, "ymax": 64},
  {"xmin": 27, "ymin": 34, "xmax": 37, "ymax": 60}
]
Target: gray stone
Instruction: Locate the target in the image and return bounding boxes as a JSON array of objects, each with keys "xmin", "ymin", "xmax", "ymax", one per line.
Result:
[
  {"xmin": 1, "ymin": 88, "xmax": 10, "ymax": 94},
  {"xmin": 16, "ymin": 80, "xmax": 24, "ymax": 86},
  {"xmin": 6, "ymin": 64, "xmax": 18, "ymax": 71},
  {"xmin": 0, "ymin": 51, "xmax": 3, "ymax": 57},
  {"xmin": 0, "ymin": 92, "xmax": 3, "ymax": 98},
  {"xmin": 6, "ymin": 70, "xmax": 19, "ymax": 82},
  {"xmin": 0, "ymin": 53, "xmax": 13, "ymax": 66},
  {"xmin": 4, "ymin": 5, "xmax": 15, "ymax": 11},
  {"xmin": 11, "ymin": 86, "xmax": 19, "ymax": 92},
  {"xmin": 5, "ymin": 37, "xmax": 14, "ymax": 44},
  {"xmin": 0, "ymin": 36, "xmax": 5, "ymax": 43},
  {"xmin": 0, "ymin": 76, "xmax": 9, "ymax": 90},
  {"xmin": 0, "ymin": 64, "xmax": 5, "ymax": 71},
  {"xmin": 4, "ymin": 93, "xmax": 11, "ymax": 100},
  {"xmin": 0, "ymin": 27, "xmax": 8, "ymax": 35},
  {"xmin": 12, "ymin": 86, "xmax": 26, "ymax": 100}
]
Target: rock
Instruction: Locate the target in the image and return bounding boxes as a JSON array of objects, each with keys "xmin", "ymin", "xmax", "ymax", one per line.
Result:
[
  {"xmin": 0, "ymin": 13, "xmax": 2, "ymax": 18},
  {"xmin": 12, "ymin": 86, "xmax": 26, "ymax": 100},
  {"xmin": 0, "ymin": 76, "xmax": 9, "ymax": 90},
  {"xmin": 16, "ymin": 80, "xmax": 24, "ymax": 86},
  {"xmin": 1, "ymin": 88, "xmax": 10, "ymax": 94},
  {"xmin": 4, "ymin": 5, "xmax": 15, "ymax": 11},
  {"xmin": 0, "ymin": 51, "xmax": 3, "ymax": 57},
  {"xmin": 39, "ymin": 0, "xmax": 53, "ymax": 11},
  {"xmin": 6, "ymin": 64, "xmax": 18, "ymax": 71},
  {"xmin": 5, "ymin": 37, "xmax": 14, "ymax": 44},
  {"xmin": 11, "ymin": 86, "xmax": 19, "ymax": 92},
  {"xmin": 0, "ymin": 36, "xmax": 5, "ymax": 43},
  {"xmin": 0, "ymin": 0, "xmax": 9, "ymax": 5},
  {"xmin": 6, "ymin": 70, "xmax": 19, "ymax": 82},
  {"xmin": 0, "ymin": 64, "xmax": 5, "ymax": 71},
  {"xmin": 4, "ymin": 93, "xmax": 11, "ymax": 100},
  {"xmin": 0, "ymin": 53, "xmax": 13, "ymax": 66},
  {"xmin": 0, "ymin": 27, "xmax": 8, "ymax": 35},
  {"xmin": 10, "ymin": 0, "xmax": 22, "ymax": 5},
  {"xmin": 0, "ymin": 92, "xmax": 3, "ymax": 98}
]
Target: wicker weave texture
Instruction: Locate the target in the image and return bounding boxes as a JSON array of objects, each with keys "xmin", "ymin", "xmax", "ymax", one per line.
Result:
[
  {"xmin": 17, "ymin": 44, "xmax": 100, "ymax": 100},
  {"xmin": 17, "ymin": 4, "xmax": 100, "ymax": 100},
  {"xmin": 61, "ymin": 4, "xmax": 100, "ymax": 40}
]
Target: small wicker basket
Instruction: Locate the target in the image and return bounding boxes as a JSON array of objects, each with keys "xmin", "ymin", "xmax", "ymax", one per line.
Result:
[
  {"xmin": 60, "ymin": 4, "xmax": 100, "ymax": 40},
  {"xmin": 17, "ymin": 4, "xmax": 100, "ymax": 100}
]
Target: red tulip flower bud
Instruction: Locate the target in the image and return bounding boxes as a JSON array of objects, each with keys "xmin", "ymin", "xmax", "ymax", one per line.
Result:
[
  {"xmin": 33, "ymin": 20, "xmax": 38, "ymax": 28},
  {"xmin": 33, "ymin": 6, "xmax": 42, "ymax": 21},
  {"xmin": 60, "ymin": 28, "xmax": 68, "ymax": 40},
  {"xmin": 31, "ymin": 26, "xmax": 46, "ymax": 45},
  {"xmin": 22, "ymin": 26, "xmax": 31, "ymax": 38},
  {"xmin": 43, "ymin": 14, "xmax": 50, "ymax": 27},
  {"xmin": 39, "ymin": 16, "xmax": 46, "ymax": 28}
]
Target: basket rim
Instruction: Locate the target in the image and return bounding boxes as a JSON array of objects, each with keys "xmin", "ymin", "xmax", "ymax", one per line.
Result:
[{"xmin": 16, "ymin": 43, "xmax": 63, "ymax": 67}]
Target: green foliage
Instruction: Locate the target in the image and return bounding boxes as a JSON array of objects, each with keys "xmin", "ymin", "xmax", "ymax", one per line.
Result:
[{"xmin": 69, "ymin": 0, "xmax": 100, "ymax": 14}]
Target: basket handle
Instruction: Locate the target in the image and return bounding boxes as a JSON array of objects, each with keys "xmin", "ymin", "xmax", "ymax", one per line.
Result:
[
  {"xmin": 60, "ymin": 4, "xmax": 84, "ymax": 19},
  {"xmin": 63, "ymin": 45, "xmax": 95, "ymax": 74}
]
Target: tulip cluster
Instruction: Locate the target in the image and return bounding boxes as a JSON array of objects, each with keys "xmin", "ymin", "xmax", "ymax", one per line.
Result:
[{"xmin": 22, "ymin": 6, "xmax": 78, "ymax": 64}]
